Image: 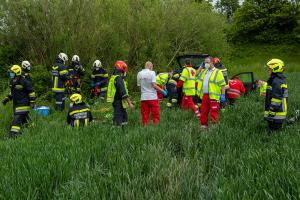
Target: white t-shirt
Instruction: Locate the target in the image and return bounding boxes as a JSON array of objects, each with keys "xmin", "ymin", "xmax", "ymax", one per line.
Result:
[
  {"xmin": 203, "ymin": 67, "xmax": 215, "ymax": 94},
  {"xmin": 137, "ymin": 69, "xmax": 158, "ymax": 101}
]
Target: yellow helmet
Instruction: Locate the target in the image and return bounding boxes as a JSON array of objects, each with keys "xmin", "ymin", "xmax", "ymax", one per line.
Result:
[
  {"xmin": 10, "ymin": 65, "xmax": 22, "ymax": 76},
  {"xmin": 267, "ymin": 59, "xmax": 285, "ymax": 73},
  {"xmin": 70, "ymin": 93, "xmax": 83, "ymax": 104}
]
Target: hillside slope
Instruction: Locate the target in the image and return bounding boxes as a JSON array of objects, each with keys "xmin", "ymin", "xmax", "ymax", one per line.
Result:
[{"xmin": 0, "ymin": 73, "xmax": 299, "ymax": 199}]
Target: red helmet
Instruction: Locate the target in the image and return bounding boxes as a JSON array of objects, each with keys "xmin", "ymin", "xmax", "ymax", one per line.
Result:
[
  {"xmin": 213, "ymin": 57, "xmax": 220, "ymax": 65},
  {"xmin": 114, "ymin": 60, "xmax": 128, "ymax": 72}
]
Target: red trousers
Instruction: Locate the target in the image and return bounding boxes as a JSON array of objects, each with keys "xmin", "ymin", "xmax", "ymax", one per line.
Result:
[
  {"xmin": 200, "ymin": 94, "xmax": 220, "ymax": 126},
  {"xmin": 141, "ymin": 100, "xmax": 160, "ymax": 126},
  {"xmin": 182, "ymin": 95, "xmax": 200, "ymax": 119},
  {"xmin": 157, "ymin": 85, "xmax": 163, "ymax": 101}
]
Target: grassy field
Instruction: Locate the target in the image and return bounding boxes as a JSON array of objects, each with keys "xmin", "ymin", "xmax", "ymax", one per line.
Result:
[
  {"xmin": 223, "ymin": 45, "xmax": 300, "ymax": 80},
  {"xmin": 0, "ymin": 68, "xmax": 300, "ymax": 199}
]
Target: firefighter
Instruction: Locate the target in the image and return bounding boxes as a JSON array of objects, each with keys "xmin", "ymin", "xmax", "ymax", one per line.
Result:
[
  {"xmin": 67, "ymin": 55, "xmax": 85, "ymax": 93},
  {"xmin": 52, "ymin": 52, "xmax": 69, "ymax": 111},
  {"xmin": 173, "ymin": 67, "xmax": 183, "ymax": 105},
  {"xmin": 256, "ymin": 80, "xmax": 267, "ymax": 96},
  {"xmin": 21, "ymin": 61, "xmax": 32, "ymax": 82},
  {"xmin": 156, "ymin": 68, "xmax": 173, "ymax": 101},
  {"xmin": 107, "ymin": 60, "xmax": 134, "ymax": 126},
  {"xmin": 67, "ymin": 93, "xmax": 93, "ymax": 127},
  {"xmin": 91, "ymin": 60, "xmax": 108, "ymax": 100},
  {"xmin": 2, "ymin": 65, "xmax": 36, "ymax": 138},
  {"xmin": 176, "ymin": 59, "xmax": 200, "ymax": 120},
  {"xmin": 264, "ymin": 59, "xmax": 288, "ymax": 131},
  {"xmin": 166, "ymin": 72, "xmax": 180, "ymax": 108},
  {"xmin": 227, "ymin": 76, "xmax": 246, "ymax": 105},
  {"xmin": 196, "ymin": 57, "xmax": 226, "ymax": 129}
]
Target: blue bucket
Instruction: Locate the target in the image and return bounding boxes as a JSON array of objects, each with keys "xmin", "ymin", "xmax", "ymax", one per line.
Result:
[{"xmin": 33, "ymin": 106, "xmax": 50, "ymax": 117}]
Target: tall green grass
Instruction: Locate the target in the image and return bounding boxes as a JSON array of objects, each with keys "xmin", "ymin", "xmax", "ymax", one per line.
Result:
[
  {"xmin": 0, "ymin": 72, "xmax": 299, "ymax": 199},
  {"xmin": 224, "ymin": 44, "xmax": 300, "ymax": 80}
]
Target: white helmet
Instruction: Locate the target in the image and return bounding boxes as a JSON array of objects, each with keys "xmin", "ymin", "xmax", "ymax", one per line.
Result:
[
  {"xmin": 21, "ymin": 60, "xmax": 31, "ymax": 71},
  {"xmin": 58, "ymin": 52, "xmax": 68, "ymax": 63},
  {"xmin": 93, "ymin": 60, "xmax": 102, "ymax": 69},
  {"xmin": 72, "ymin": 55, "xmax": 80, "ymax": 62}
]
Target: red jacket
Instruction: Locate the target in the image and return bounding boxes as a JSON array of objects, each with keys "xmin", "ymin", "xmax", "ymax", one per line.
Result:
[{"xmin": 227, "ymin": 79, "xmax": 246, "ymax": 99}]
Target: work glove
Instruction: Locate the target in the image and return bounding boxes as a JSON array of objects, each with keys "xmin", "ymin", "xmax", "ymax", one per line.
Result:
[
  {"xmin": 162, "ymin": 90, "xmax": 168, "ymax": 97},
  {"xmin": 2, "ymin": 98, "xmax": 9, "ymax": 106},
  {"xmin": 220, "ymin": 94, "xmax": 226, "ymax": 103},
  {"xmin": 91, "ymin": 75, "xmax": 95, "ymax": 79}
]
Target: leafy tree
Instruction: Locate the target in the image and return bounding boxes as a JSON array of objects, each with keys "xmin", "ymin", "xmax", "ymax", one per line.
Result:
[
  {"xmin": 216, "ymin": 0, "xmax": 240, "ymax": 20},
  {"xmin": 228, "ymin": 0, "xmax": 299, "ymax": 43}
]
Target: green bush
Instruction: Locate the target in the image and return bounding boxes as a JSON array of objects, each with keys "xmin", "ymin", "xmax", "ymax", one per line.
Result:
[{"xmin": 227, "ymin": 0, "xmax": 299, "ymax": 44}]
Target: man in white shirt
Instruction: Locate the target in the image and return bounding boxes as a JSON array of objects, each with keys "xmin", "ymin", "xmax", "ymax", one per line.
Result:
[
  {"xmin": 137, "ymin": 61, "xmax": 167, "ymax": 126},
  {"xmin": 196, "ymin": 57, "xmax": 226, "ymax": 129}
]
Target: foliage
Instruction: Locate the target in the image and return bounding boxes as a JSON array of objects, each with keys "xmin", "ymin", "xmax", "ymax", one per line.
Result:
[
  {"xmin": 0, "ymin": 0, "xmax": 227, "ymax": 69},
  {"xmin": 215, "ymin": 0, "xmax": 240, "ymax": 20},
  {"xmin": 227, "ymin": 0, "xmax": 300, "ymax": 43},
  {"xmin": 0, "ymin": 72, "xmax": 299, "ymax": 199}
]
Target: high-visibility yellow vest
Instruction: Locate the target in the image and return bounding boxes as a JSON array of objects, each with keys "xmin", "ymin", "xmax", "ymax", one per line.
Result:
[
  {"xmin": 196, "ymin": 68, "xmax": 226, "ymax": 101},
  {"xmin": 260, "ymin": 81, "xmax": 267, "ymax": 96},
  {"xmin": 179, "ymin": 67, "xmax": 196, "ymax": 96},
  {"xmin": 156, "ymin": 73, "xmax": 169, "ymax": 85},
  {"xmin": 107, "ymin": 75, "xmax": 129, "ymax": 108}
]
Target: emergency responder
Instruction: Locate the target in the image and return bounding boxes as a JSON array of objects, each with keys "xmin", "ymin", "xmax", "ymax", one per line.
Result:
[
  {"xmin": 107, "ymin": 60, "xmax": 134, "ymax": 126},
  {"xmin": 264, "ymin": 59, "xmax": 288, "ymax": 131},
  {"xmin": 256, "ymin": 80, "xmax": 267, "ymax": 96},
  {"xmin": 2, "ymin": 65, "xmax": 36, "ymax": 138},
  {"xmin": 91, "ymin": 60, "xmax": 108, "ymax": 100},
  {"xmin": 227, "ymin": 76, "xmax": 246, "ymax": 105},
  {"xmin": 67, "ymin": 93, "xmax": 93, "ymax": 127},
  {"xmin": 173, "ymin": 67, "xmax": 183, "ymax": 105},
  {"xmin": 213, "ymin": 57, "xmax": 228, "ymax": 110},
  {"xmin": 156, "ymin": 68, "xmax": 173, "ymax": 101},
  {"xmin": 67, "ymin": 55, "xmax": 85, "ymax": 93},
  {"xmin": 176, "ymin": 59, "xmax": 200, "ymax": 120},
  {"xmin": 52, "ymin": 52, "xmax": 69, "ymax": 111},
  {"xmin": 196, "ymin": 57, "xmax": 226, "ymax": 129},
  {"xmin": 166, "ymin": 72, "xmax": 180, "ymax": 108},
  {"xmin": 137, "ymin": 61, "xmax": 165, "ymax": 126},
  {"xmin": 21, "ymin": 61, "xmax": 32, "ymax": 82}
]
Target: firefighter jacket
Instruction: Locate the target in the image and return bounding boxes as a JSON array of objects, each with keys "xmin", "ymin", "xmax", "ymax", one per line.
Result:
[
  {"xmin": 227, "ymin": 79, "xmax": 246, "ymax": 99},
  {"xmin": 67, "ymin": 103, "xmax": 93, "ymax": 127},
  {"xmin": 156, "ymin": 73, "xmax": 169, "ymax": 86},
  {"xmin": 22, "ymin": 69, "xmax": 32, "ymax": 83},
  {"xmin": 196, "ymin": 68, "xmax": 226, "ymax": 101},
  {"xmin": 107, "ymin": 75, "xmax": 129, "ymax": 108},
  {"xmin": 4, "ymin": 76, "xmax": 36, "ymax": 114},
  {"xmin": 68, "ymin": 62, "xmax": 85, "ymax": 79},
  {"xmin": 52, "ymin": 59, "xmax": 69, "ymax": 93},
  {"xmin": 91, "ymin": 68, "xmax": 108, "ymax": 88},
  {"xmin": 264, "ymin": 73, "xmax": 288, "ymax": 123},
  {"xmin": 179, "ymin": 67, "xmax": 196, "ymax": 96}
]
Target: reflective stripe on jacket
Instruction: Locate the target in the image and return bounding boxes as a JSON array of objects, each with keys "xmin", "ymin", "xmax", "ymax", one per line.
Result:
[
  {"xmin": 52, "ymin": 61, "xmax": 69, "ymax": 93},
  {"xmin": 227, "ymin": 79, "xmax": 246, "ymax": 99},
  {"xmin": 264, "ymin": 73, "xmax": 288, "ymax": 123},
  {"xmin": 107, "ymin": 75, "xmax": 129, "ymax": 108},
  {"xmin": 156, "ymin": 73, "xmax": 169, "ymax": 86},
  {"xmin": 67, "ymin": 103, "xmax": 93, "ymax": 127},
  {"xmin": 196, "ymin": 68, "xmax": 226, "ymax": 101},
  {"xmin": 179, "ymin": 67, "xmax": 196, "ymax": 96}
]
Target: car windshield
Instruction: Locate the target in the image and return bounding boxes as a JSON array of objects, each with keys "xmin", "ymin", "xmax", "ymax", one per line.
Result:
[{"xmin": 176, "ymin": 54, "xmax": 209, "ymax": 69}]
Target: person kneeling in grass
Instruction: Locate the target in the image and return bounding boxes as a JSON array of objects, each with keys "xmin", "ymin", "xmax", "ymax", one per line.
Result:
[{"xmin": 67, "ymin": 93, "xmax": 93, "ymax": 127}]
